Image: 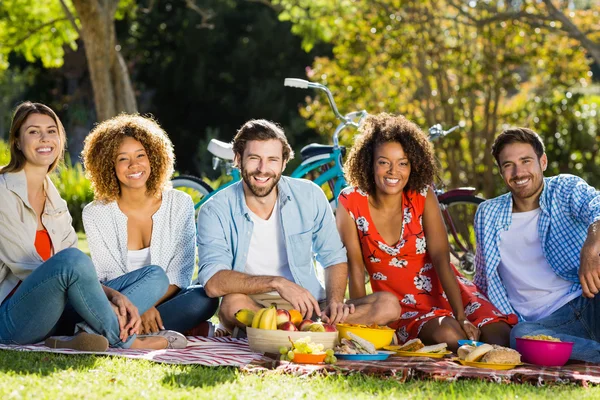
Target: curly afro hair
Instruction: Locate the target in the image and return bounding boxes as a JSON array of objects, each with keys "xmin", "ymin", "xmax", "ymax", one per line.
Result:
[
  {"xmin": 82, "ymin": 114, "xmax": 174, "ymax": 202},
  {"xmin": 344, "ymin": 113, "xmax": 436, "ymax": 195}
]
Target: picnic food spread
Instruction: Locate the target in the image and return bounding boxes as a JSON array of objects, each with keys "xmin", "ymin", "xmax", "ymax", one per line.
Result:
[{"xmin": 522, "ymin": 334, "xmax": 561, "ymax": 342}]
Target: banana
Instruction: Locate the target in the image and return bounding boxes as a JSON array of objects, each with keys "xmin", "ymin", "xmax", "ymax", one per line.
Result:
[
  {"xmin": 259, "ymin": 305, "xmax": 277, "ymax": 330},
  {"xmin": 234, "ymin": 309, "xmax": 255, "ymax": 327},
  {"xmin": 251, "ymin": 308, "xmax": 267, "ymax": 329}
]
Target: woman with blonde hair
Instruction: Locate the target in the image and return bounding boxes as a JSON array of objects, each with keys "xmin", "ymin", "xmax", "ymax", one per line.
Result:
[
  {"xmin": 82, "ymin": 114, "xmax": 218, "ymax": 336},
  {"xmin": 0, "ymin": 102, "xmax": 174, "ymax": 350}
]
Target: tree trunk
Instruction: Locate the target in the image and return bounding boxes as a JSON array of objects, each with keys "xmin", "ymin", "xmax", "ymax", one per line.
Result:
[{"xmin": 71, "ymin": 0, "xmax": 137, "ymax": 121}]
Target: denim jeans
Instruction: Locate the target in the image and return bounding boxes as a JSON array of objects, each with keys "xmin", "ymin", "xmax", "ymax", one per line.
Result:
[
  {"xmin": 0, "ymin": 249, "xmax": 122, "ymax": 346},
  {"xmin": 157, "ymin": 285, "xmax": 219, "ymax": 333},
  {"xmin": 510, "ymin": 295, "xmax": 600, "ymax": 363},
  {"xmin": 53, "ymin": 264, "xmax": 169, "ymax": 347}
]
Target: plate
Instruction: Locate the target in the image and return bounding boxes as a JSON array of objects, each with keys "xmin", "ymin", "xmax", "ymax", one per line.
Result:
[
  {"xmin": 383, "ymin": 346, "xmax": 452, "ymax": 358},
  {"xmin": 455, "ymin": 358, "xmax": 523, "ymax": 370},
  {"xmin": 334, "ymin": 351, "xmax": 393, "ymax": 361},
  {"xmin": 457, "ymin": 339, "xmax": 485, "ymax": 347}
]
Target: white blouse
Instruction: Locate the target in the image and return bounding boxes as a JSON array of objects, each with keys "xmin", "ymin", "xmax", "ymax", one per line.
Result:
[{"xmin": 82, "ymin": 189, "xmax": 196, "ymax": 288}]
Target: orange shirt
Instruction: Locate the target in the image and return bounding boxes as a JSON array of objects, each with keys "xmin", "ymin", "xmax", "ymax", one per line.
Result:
[{"xmin": 35, "ymin": 230, "xmax": 52, "ymax": 261}]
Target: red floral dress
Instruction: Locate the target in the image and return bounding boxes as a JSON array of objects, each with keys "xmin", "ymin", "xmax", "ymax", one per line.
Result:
[{"xmin": 339, "ymin": 187, "xmax": 517, "ymax": 343}]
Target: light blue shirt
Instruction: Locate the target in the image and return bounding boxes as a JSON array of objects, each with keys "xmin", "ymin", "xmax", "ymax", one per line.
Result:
[
  {"xmin": 196, "ymin": 176, "xmax": 347, "ymax": 301},
  {"xmin": 474, "ymin": 174, "xmax": 600, "ymax": 320}
]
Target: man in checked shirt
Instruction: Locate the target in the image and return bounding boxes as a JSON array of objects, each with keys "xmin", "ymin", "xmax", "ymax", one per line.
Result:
[{"xmin": 474, "ymin": 127, "xmax": 600, "ymax": 363}]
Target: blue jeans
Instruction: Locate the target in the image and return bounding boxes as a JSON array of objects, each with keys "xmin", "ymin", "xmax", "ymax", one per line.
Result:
[
  {"xmin": 53, "ymin": 264, "xmax": 169, "ymax": 347},
  {"xmin": 157, "ymin": 285, "xmax": 219, "ymax": 333},
  {"xmin": 0, "ymin": 249, "xmax": 121, "ymax": 347},
  {"xmin": 510, "ymin": 295, "xmax": 600, "ymax": 363}
]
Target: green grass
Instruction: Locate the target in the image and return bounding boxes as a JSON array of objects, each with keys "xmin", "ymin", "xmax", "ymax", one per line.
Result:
[{"xmin": 0, "ymin": 351, "xmax": 599, "ymax": 399}]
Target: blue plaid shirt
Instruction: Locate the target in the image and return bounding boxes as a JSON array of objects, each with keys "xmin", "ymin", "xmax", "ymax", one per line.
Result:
[{"xmin": 474, "ymin": 174, "xmax": 600, "ymax": 320}]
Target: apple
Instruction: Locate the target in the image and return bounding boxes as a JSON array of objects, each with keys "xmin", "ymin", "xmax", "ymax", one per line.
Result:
[
  {"xmin": 308, "ymin": 323, "xmax": 325, "ymax": 332},
  {"xmin": 298, "ymin": 319, "xmax": 314, "ymax": 332},
  {"xmin": 276, "ymin": 309, "xmax": 291, "ymax": 327},
  {"xmin": 278, "ymin": 321, "xmax": 298, "ymax": 331},
  {"xmin": 322, "ymin": 324, "xmax": 337, "ymax": 333}
]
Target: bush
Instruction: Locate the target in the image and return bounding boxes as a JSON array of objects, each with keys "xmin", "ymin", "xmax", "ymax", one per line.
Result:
[
  {"xmin": 0, "ymin": 140, "xmax": 9, "ymax": 166},
  {"xmin": 0, "ymin": 140, "xmax": 92, "ymax": 232},
  {"xmin": 50, "ymin": 161, "xmax": 94, "ymax": 232}
]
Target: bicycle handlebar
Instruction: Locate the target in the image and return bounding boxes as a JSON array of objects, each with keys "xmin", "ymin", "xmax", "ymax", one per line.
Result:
[
  {"xmin": 285, "ymin": 78, "xmax": 368, "ymax": 147},
  {"xmin": 428, "ymin": 124, "xmax": 460, "ymax": 142},
  {"xmin": 285, "ymin": 78, "xmax": 458, "ymax": 146}
]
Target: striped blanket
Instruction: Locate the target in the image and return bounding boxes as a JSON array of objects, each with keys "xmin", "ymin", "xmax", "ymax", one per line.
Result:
[
  {"xmin": 1, "ymin": 337, "xmax": 599, "ymax": 385},
  {"xmin": 0, "ymin": 336, "xmax": 271, "ymax": 367}
]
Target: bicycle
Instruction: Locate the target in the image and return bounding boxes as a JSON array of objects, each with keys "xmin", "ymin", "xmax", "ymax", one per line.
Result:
[
  {"xmin": 172, "ymin": 79, "xmax": 483, "ymax": 274},
  {"xmin": 428, "ymin": 124, "xmax": 484, "ymax": 275}
]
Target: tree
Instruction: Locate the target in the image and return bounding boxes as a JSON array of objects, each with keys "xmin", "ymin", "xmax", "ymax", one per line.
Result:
[
  {"xmin": 0, "ymin": 1, "xmax": 218, "ymax": 121},
  {"xmin": 274, "ymin": 0, "xmax": 595, "ymax": 197},
  {"xmin": 447, "ymin": 0, "xmax": 600, "ymax": 67},
  {"xmin": 0, "ymin": 0, "xmax": 137, "ymax": 121}
]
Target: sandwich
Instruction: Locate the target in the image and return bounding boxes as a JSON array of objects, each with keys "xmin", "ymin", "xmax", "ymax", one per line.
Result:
[
  {"xmin": 334, "ymin": 332, "xmax": 377, "ymax": 355},
  {"xmin": 415, "ymin": 343, "xmax": 448, "ymax": 353},
  {"xmin": 397, "ymin": 338, "xmax": 425, "ymax": 352}
]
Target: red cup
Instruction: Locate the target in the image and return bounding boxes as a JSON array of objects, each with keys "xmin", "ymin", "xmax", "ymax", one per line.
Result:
[{"xmin": 515, "ymin": 337, "xmax": 573, "ymax": 367}]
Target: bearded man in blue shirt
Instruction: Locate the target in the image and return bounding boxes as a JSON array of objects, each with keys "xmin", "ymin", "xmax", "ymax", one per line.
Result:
[
  {"xmin": 197, "ymin": 119, "xmax": 400, "ymax": 335},
  {"xmin": 474, "ymin": 127, "xmax": 600, "ymax": 363}
]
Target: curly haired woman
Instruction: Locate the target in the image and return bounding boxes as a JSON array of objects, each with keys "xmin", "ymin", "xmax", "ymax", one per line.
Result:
[
  {"xmin": 0, "ymin": 102, "xmax": 173, "ymax": 351},
  {"xmin": 336, "ymin": 113, "xmax": 517, "ymax": 351},
  {"xmin": 81, "ymin": 114, "xmax": 218, "ymax": 337}
]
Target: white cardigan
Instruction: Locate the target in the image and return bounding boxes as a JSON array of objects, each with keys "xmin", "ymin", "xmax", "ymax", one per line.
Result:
[{"xmin": 82, "ymin": 189, "xmax": 195, "ymax": 289}]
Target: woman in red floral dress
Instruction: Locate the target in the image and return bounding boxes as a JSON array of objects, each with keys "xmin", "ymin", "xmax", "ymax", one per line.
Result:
[{"xmin": 337, "ymin": 113, "xmax": 517, "ymax": 350}]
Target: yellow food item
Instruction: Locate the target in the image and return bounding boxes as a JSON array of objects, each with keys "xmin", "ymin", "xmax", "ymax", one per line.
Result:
[
  {"xmin": 289, "ymin": 309, "xmax": 303, "ymax": 326},
  {"xmin": 234, "ymin": 309, "xmax": 255, "ymax": 326},
  {"xmin": 523, "ymin": 335, "xmax": 561, "ymax": 342}
]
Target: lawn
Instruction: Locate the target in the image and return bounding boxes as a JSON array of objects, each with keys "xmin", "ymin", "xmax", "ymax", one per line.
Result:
[{"xmin": 1, "ymin": 351, "xmax": 599, "ymax": 399}]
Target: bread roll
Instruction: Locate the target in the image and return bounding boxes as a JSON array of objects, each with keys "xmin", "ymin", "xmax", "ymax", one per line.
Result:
[
  {"xmin": 481, "ymin": 346, "xmax": 521, "ymax": 364},
  {"xmin": 465, "ymin": 343, "xmax": 494, "ymax": 362},
  {"xmin": 457, "ymin": 344, "xmax": 476, "ymax": 360}
]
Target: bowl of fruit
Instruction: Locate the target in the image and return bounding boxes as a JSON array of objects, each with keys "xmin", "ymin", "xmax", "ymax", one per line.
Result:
[
  {"xmin": 237, "ymin": 305, "xmax": 338, "ymax": 354},
  {"xmin": 278, "ymin": 337, "xmax": 337, "ymax": 365},
  {"xmin": 336, "ymin": 323, "xmax": 395, "ymax": 349}
]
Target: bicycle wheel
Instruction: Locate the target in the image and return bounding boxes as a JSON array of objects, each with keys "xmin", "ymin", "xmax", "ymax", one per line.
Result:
[
  {"xmin": 172, "ymin": 175, "xmax": 213, "ymax": 216},
  {"xmin": 439, "ymin": 195, "xmax": 484, "ymax": 276}
]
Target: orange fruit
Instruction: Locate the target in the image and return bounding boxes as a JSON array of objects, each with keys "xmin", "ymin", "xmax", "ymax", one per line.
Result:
[{"xmin": 289, "ymin": 309, "xmax": 303, "ymax": 327}]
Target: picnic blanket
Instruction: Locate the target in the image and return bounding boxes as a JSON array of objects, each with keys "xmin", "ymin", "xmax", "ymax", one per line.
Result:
[
  {"xmin": 0, "ymin": 336, "xmax": 271, "ymax": 367},
  {"xmin": 2, "ymin": 337, "xmax": 600, "ymax": 386},
  {"xmin": 245, "ymin": 356, "xmax": 600, "ymax": 387}
]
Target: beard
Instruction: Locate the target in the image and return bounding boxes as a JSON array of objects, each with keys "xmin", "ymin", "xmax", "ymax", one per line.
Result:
[
  {"xmin": 241, "ymin": 165, "xmax": 281, "ymax": 198},
  {"xmin": 509, "ymin": 174, "xmax": 543, "ymax": 200}
]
